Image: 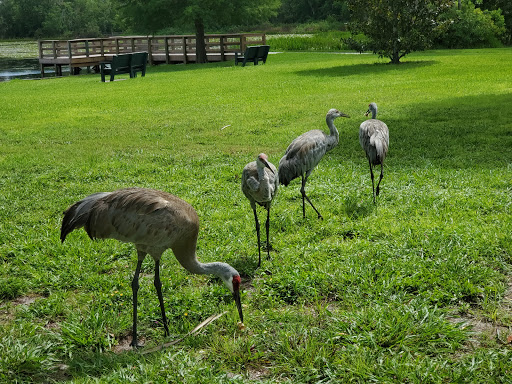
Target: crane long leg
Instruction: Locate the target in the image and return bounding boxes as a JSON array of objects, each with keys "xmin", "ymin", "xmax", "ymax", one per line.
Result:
[
  {"xmin": 368, "ymin": 159, "xmax": 376, "ymax": 204},
  {"xmin": 376, "ymin": 163, "xmax": 384, "ymax": 197},
  {"xmin": 253, "ymin": 208, "xmax": 262, "ymax": 268},
  {"xmin": 301, "ymin": 174, "xmax": 323, "ymax": 219},
  {"xmin": 153, "ymin": 259, "xmax": 170, "ymax": 337},
  {"xmin": 130, "ymin": 253, "xmax": 145, "ymax": 348},
  {"xmin": 265, "ymin": 206, "xmax": 271, "ymax": 260}
]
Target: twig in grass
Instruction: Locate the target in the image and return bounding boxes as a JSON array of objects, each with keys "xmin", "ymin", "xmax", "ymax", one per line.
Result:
[
  {"xmin": 141, "ymin": 311, "xmax": 227, "ymax": 354},
  {"xmin": 221, "ymin": 125, "xmax": 231, "ymax": 130}
]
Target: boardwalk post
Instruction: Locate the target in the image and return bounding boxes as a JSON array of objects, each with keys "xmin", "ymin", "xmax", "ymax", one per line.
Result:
[
  {"xmin": 39, "ymin": 41, "xmax": 45, "ymax": 78},
  {"xmin": 240, "ymin": 35, "xmax": 247, "ymax": 54},
  {"xmin": 85, "ymin": 40, "xmax": 91, "ymax": 73},
  {"xmin": 165, "ymin": 37, "xmax": 170, "ymax": 64},
  {"xmin": 182, "ymin": 37, "xmax": 188, "ymax": 64},
  {"xmin": 67, "ymin": 41, "xmax": 73, "ymax": 76},
  {"xmin": 220, "ymin": 36, "xmax": 225, "ymax": 61},
  {"xmin": 148, "ymin": 37, "xmax": 154, "ymax": 66}
]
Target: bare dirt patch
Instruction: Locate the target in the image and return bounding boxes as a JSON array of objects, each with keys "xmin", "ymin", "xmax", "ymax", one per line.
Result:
[
  {"xmin": 448, "ymin": 277, "xmax": 512, "ymax": 348},
  {"xmin": 0, "ymin": 294, "xmax": 44, "ymax": 323},
  {"xmin": 112, "ymin": 335, "xmax": 135, "ymax": 353},
  {"xmin": 13, "ymin": 294, "xmax": 42, "ymax": 306}
]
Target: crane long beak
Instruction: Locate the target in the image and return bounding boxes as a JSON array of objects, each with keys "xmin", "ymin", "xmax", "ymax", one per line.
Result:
[
  {"xmin": 233, "ymin": 290, "xmax": 244, "ymax": 323},
  {"xmin": 262, "ymin": 159, "xmax": 275, "ymax": 175},
  {"xmin": 364, "ymin": 110, "xmax": 370, "ymax": 117},
  {"xmin": 341, "ymin": 113, "xmax": 351, "ymax": 118}
]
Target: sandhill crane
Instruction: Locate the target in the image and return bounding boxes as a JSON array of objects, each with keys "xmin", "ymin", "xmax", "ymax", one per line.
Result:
[
  {"xmin": 60, "ymin": 187, "xmax": 244, "ymax": 348},
  {"xmin": 241, "ymin": 153, "xmax": 278, "ymax": 268},
  {"xmin": 359, "ymin": 102, "xmax": 389, "ymax": 203},
  {"xmin": 278, "ymin": 108, "xmax": 350, "ymax": 219}
]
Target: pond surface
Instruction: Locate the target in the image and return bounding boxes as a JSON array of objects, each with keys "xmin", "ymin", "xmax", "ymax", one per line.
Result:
[
  {"xmin": 0, "ymin": 57, "xmax": 71, "ymax": 82},
  {"xmin": 0, "ymin": 41, "xmax": 70, "ymax": 82}
]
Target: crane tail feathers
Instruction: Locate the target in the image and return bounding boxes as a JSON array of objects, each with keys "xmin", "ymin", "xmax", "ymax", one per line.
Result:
[
  {"xmin": 278, "ymin": 170, "xmax": 290, "ymax": 186},
  {"xmin": 375, "ymin": 140, "xmax": 384, "ymax": 163},
  {"xmin": 277, "ymin": 157, "xmax": 296, "ymax": 186},
  {"xmin": 60, "ymin": 192, "xmax": 110, "ymax": 243}
]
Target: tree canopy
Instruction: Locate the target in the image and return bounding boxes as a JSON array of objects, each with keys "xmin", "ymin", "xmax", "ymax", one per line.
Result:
[
  {"xmin": 347, "ymin": 0, "xmax": 452, "ymax": 63},
  {"xmin": 117, "ymin": 0, "xmax": 279, "ymax": 62}
]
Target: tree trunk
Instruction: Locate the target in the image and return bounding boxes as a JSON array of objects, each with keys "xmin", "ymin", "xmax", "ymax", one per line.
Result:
[
  {"xmin": 194, "ymin": 18, "xmax": 207, "ymax": 64},
  {"xmin": 391, "ymin": 24, "xmax": 400, "ymax": 64},
  {"xmin": 391, "ymin": 49, "xmax": 400, "ymax": 64}
]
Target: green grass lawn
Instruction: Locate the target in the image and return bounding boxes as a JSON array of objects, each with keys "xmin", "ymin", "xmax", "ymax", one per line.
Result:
[{"xmin": 0, "ymin": 48, "xmax": 511, "ymax": 383}]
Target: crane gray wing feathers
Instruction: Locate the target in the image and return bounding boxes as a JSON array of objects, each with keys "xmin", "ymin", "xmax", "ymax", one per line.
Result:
[
  {"xmin": 242, "ymin": 161, "xmax": 278, "ymax": 207},
  {"xmin": 279, "ymin": 130, "xmax": 330, "ymax": 185},
  {"xmin": 61, "ymin": 188, "xmax": 199, "ymax": 255},
  {"xmin": 359, "ymin": 120, "xmax": 389, "ymax": 165}
]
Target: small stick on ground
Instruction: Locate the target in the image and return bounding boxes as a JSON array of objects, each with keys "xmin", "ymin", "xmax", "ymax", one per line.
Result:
[{"xmin": 141, "ymin": 311, "xmax": 227, "ymax": 354}]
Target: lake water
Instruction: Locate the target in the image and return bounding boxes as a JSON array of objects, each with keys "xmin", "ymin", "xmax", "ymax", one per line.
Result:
[{"xmin": 0, "ymin": 57, "xmax": 70, "ymax": 82}]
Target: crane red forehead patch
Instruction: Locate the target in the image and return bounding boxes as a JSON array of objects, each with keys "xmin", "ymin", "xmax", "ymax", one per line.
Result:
[{"xmin": 232, "ymin": 275, "xmax": 241, "ymax": 290}]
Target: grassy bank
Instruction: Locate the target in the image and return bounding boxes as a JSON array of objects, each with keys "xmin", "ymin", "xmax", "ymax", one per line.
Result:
[
  {"xmin": 267, "ymin": 31, "xmax": 350, "ymax": 51},
  {"xmin": 0, "ymin": 48, "xmax": 511, "ymax": 382}
]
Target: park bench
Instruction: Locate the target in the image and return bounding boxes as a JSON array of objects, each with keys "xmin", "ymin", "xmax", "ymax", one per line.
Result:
[
  {"xmin": 235, "ymin": 45, "xmax": 270, "ymax": 67},
  {"xmin": 100, "ymin": 52, "xmax": 148, "ymax": 82}
]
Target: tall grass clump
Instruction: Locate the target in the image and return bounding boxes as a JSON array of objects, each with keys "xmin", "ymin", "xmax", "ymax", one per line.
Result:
[{"xmin": 267, "ymin": 31, "xmax": 350, "ymax": 51}]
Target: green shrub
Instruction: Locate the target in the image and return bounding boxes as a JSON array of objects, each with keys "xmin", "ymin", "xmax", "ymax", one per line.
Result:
[{"xmin": 436, "ymin": 1, "xmax": 506, "ymax": 48}]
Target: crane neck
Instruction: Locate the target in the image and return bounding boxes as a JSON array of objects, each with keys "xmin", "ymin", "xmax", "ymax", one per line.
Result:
[
  {"xmin": 371, "ymin": 110, "xmax": 377, "ymax": 119},
  {"xmin": 257, "ymin": 164, "xmax": 269, "ymax": 181},
  {"xmin": 172, "ymin": 242, "xmax": 230, "ymax": 280},
  {"xmin": 326, "ymin": 116, "xmax": 340, "ymax": 144}
]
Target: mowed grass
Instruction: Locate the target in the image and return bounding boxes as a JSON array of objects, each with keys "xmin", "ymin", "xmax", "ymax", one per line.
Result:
[{"xmin": 0, "ymin": 48, "xmax": 511, "ymax": 382}]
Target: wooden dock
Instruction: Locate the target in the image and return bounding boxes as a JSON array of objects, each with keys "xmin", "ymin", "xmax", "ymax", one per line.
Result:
[{"xmin": 38, "ymin": 33, "xmax": 266, "ymax": 77}]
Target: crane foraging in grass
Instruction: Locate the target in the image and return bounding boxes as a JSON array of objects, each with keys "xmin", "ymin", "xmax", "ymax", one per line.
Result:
[
  {"xmin": 359, "ymin": 102, "xmax": 389, "ymax": 203},
  {"xmin": 278, "ymin": 108, "xmax": 350, "ymax": 219},
  {"xmin": 60, "ymin": 187, "xmax": 244, "ymax": 348},
  {"xmin": 241, "ymin": 153, "xmax": 278, "ymax": 268}
]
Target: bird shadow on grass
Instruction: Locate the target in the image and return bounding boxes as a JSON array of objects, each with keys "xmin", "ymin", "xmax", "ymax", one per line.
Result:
[{"xmin": 295, "ymin": 60, "xmax": 437, "ymax": 78}]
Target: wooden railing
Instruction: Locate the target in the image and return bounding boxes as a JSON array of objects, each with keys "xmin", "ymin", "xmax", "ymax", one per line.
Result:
[{"xmin": 38, "ymin": 33, "xmax": 266, "ymax": 66}]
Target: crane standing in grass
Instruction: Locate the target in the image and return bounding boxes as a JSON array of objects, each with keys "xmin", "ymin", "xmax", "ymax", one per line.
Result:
[
  {"xmin": 278, "ymin": 108, "xmax": 350, "ymax": 219},
  {"xmin": 60, "ymin": 187, "xmax": 244, "ymax": 348},
  {"xmin": 359, "ymin": 102, "xmax": 389, "ymax": 203},
  {"xmin": 241, "ymin": 153, "xmax": 278, "ymax": 268}
]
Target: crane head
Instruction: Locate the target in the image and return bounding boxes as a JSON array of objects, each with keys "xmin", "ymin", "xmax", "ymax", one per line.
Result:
[
  {"xmin": 365, "ymin": 102, "xmax": 378, "ymax": 117},
  {"xmin": 231, "ymin": 275, "xmax": 244, "ymax": 323},
  {"xmin": 327, "ymin": 108, "xmax": 350, "ymax": 119},
  {"xmin": 220, "ymin": 272, "xmax": 244, "ymax": 323},
  {"xmin": 257, "ymin": 153, "xmax": 275, "ymax": 175}
]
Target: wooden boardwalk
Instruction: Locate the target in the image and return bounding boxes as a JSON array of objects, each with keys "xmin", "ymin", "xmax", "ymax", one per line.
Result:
[{"xmin": 38, "ymin": 33, "xmax": 266, "ymax": 77}]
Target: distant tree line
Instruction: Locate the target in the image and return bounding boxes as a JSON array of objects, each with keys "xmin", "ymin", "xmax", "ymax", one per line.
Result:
[{"xmin": 0, "ymin": 0, "xmax": 509, "ymax": 56}]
